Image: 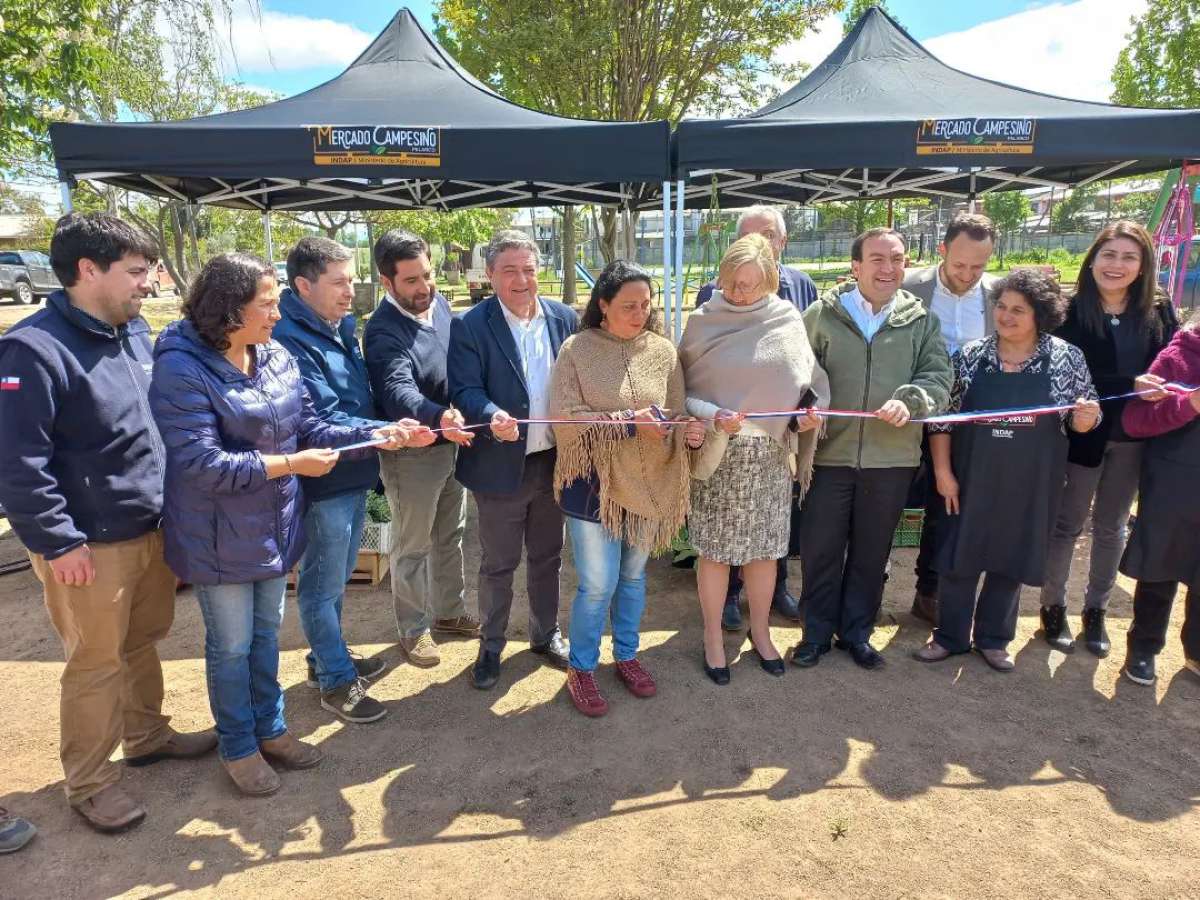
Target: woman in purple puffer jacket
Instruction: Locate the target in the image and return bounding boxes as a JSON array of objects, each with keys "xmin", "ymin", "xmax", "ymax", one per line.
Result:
[{"xmin": 149, "ymin": 253, "xmax": 413, "ymax": 797}]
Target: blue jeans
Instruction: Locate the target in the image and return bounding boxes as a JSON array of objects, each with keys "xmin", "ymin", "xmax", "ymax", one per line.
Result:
[
  {"xmin": 566, "ymin": 516, "xmax": 650, "ymax": 672},
  {"xmin": 195, "ymin": 577, "xmax": 288, "ymax": 761},
  {"xmin": 296, "ymin": 491, "xmax": 367, "ymax": 692}
]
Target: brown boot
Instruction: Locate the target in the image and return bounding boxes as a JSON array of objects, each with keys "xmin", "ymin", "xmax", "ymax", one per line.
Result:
[
  {"xmin": 222, "ymin": 752, "xmax": 281, "ymax": 796},
  {"xmin": 259, "ymin": 733, "xmax": 324, "ymax": 770},
  {"xmin": 125, "ymin": 728, "xmax": 218, "ymax": 767},
  {"xmin": 72, "ymin": 784, "xmax": 146, "ymax": 833}
]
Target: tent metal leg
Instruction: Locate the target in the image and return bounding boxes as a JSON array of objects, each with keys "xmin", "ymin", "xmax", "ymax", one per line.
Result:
[
  {"xmin": 263, "ymin": 210, "xmax": 274, "ymax": 261},
  {"xmin": 60, "ymin": 182, "xmax": 73, "ymax": 213},
  {"xmin": 662, "ymin": 181, "xmax": 673, "ymax": 340},
  {"xmin": 674, "ymin": 179, "xmax": 685, "ymax": 342}
]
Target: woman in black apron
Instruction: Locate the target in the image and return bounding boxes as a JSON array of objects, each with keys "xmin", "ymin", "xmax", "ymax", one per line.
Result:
[
  {"xmin": 914, "ymin": 269, "xmax": 1100, "ymax": 671},
  {"xmin": 1118, "ymin": 320, "xmax": 1200, "ymax": 686}
]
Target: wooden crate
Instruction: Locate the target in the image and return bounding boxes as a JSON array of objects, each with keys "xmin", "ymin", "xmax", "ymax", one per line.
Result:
[{"xmin": 287, "ymin": 549, "xmax": 388, "ymax": 590}]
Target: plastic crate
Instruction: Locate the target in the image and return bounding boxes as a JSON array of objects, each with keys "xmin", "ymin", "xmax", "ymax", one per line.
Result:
[{"xmin": 892, "ymin": 508, "xmax": 925, "ymax": 548}]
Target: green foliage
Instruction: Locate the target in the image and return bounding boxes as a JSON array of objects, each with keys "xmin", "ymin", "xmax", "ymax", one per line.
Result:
[
  {"xmin": 818, "ymin": 200, "xmax": 889, "ymax": 233},
  {"xmin": 982, "ymin": 192, "xmax": 1031, "ymax": 237},
  {"xmin": 1050, "ymin": 184, "xmax": 1100, "ymax": 233},
  {"xmin": 0, "ymin": 1, "xmax": 107, "ymax": 166},
  {"xmin": 365, "ymin": 490, "xmax": 392, "ymax": 524},
  {"xmin": 365, "ymin": 209, "xmax": 511, "ymax": 252},
  {"xmin": 1111, "ymin": 0, "xmax": 1200, "ymax": 108},
  {"xmin": 842, "ymin": 0, "xmax": 897, "ymax": 35}
]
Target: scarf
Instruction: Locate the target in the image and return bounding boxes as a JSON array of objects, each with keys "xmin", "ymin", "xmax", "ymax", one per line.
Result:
[
  {"xmin": 678, "ymin": 290, "xmax": 829, "ymax": 491},
  {"xmin": 550, "ymin": 327, "xmax": 692, "ymax": 552}
]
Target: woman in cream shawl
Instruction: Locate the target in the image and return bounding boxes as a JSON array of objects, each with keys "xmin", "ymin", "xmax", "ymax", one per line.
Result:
[{"xmin": 680, "ymin": 234, "xmax": 829, "ymax": 684}]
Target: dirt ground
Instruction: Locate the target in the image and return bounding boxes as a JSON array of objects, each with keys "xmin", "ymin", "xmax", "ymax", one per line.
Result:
[{"xmin": 1, "ymin": 499, "xmax": 1199, "ymax": 900}]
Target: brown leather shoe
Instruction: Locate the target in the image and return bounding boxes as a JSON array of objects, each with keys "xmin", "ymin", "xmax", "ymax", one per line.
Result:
[
  {"xmin": 398, "ymin": 631, "xmax": 441, "ymax": 668},
  {"xmin": 72, "ymin": 785, "xmax": 146, "ymax": 833},
  {"xmin": 259, "ymin": 733, "xmax": 324, "ymax": 770},
  {"xmin": 911, "ymin": 591, "xmax": 938, "ymax": 625},
  {"xmin": 433, "ymin": 614, "xmax": 481, "ymax": 637},
  {"xmin": 222, "ymin": 752, "xmax": 281, "ymax": 796},
  {"xmin": 913, "ymin": 641, "xmax": 952, "ymax": 663},
  {"xmin": 125, "ymin": 728, "xmax": 218, "ymax": 767},
  {"xmin": 978, "ymin": 647, "xmax": 1015, "ymax": 672}
]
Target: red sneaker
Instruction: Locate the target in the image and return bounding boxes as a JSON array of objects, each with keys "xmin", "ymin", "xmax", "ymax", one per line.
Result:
[
  {"xmin": 566, "ymin": 668, "xmax": 609, "ymax": 717},
  {"xmin": 615, "ymin": 659, "xmax": 657, "ymax": 698}
]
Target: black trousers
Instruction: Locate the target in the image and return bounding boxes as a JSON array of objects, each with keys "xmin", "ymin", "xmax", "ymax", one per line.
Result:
[
  {"xmin": 800, "ymin": 465, "xmax": 915, "ymax": 645},
  {"xmin": 1128, "ymin": 579, "xmax": 1200, "ymax": 659},
  {"xmin": 934, "ymin": 570, "xmax": 1022, "ymax": 653},
  {"xmin": 912, "ymin": 434, "xmax": 945, "ymax": 596},
  {"xmin": 473, "ymin": 450, "xmax": 564, "ymax": 654}
]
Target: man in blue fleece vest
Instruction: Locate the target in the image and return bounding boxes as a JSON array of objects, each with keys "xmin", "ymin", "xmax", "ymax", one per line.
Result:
[
  {"xmin": 0, "ymin": 213, "xmax": 216, "ymax": 833},
  {"xmin": 274, "ymin": 236, "xmax": 433, "ymax": 724}
]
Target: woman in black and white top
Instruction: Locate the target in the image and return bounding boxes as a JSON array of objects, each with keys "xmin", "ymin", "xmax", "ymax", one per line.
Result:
[
  {"xmin": 915, "ymin": 269, "xmax": 1099, "ymax": 672},
  {"xmin": 1040, "ymin": 221, "xmax": 1178, "ymax": 657}
]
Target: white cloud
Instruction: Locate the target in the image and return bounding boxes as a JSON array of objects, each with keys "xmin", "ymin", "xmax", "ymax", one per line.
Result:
[
  {"xmin": 923, "ymin": 0, "xmax": 1148, "ymax": 103},
  {"xmin": 216, "ymin": 9, "xmax": 374, "ymax": 74}
]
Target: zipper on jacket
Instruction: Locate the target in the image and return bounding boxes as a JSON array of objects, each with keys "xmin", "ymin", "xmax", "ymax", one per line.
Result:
[
  {"xmin": 260, "ymin": 361, "xmax": 286, "ymax": 561},
  {"xmin": 121, "ymin": 334, "xmax": 166, "ymax": 479},
  {"xmin": 856, "ymin": 338, "xmax": 873, "ymax": 469}
]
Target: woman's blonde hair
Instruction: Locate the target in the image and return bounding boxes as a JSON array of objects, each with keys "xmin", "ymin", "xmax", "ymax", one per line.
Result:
[{"xmin": 717, "ymin": 232, "xmax": 779, "ymax": 298}]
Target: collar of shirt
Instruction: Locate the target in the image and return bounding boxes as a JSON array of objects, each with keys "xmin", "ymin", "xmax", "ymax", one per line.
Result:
[
  {"xmin": 386, "ymin": 292, "xmax": 433, "ymax": 325},
  {"xmin": 846, "ymin": 286, "xmax": 893, "ymax": 319},
  {"xmin": 499, "ymin": 297, "xmax": 545, "ymax": 329},
  {"xmin": 934, "ymin": 267, "xmax": 984, "ymax": 302}
]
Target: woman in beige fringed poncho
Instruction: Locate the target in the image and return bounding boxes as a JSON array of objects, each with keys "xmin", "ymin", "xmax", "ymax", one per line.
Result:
[
  {"xmin": 680, "ymin": 234, "xmax": 829, "ymax": 685},
  {"xmin": 550, "ymin": 261, "xmax": 707, "ymax": 718}
]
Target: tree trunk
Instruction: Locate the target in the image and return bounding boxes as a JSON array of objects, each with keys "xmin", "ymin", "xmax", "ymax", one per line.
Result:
[
  {"xmin": 599, "ymin": 207, "xmax": 619, "ymax": 264},
  {"xmin": 561, "ymin": 206, "xmax": 578, "ymax": 306}
]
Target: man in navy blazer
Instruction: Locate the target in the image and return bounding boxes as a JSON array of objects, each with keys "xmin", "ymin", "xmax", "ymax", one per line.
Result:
[
  {"xmin": 448, "ymin": 230, "xmax": 578, "ymax": 690},
  {"xmin": 695, "ymin": 206, "xmax": 814, "ymax": 630}
]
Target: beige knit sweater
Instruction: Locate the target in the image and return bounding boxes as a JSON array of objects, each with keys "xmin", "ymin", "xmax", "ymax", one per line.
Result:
[{"xmin": 550, "ymin": 327, "xmax": 693, "ymax": 552}]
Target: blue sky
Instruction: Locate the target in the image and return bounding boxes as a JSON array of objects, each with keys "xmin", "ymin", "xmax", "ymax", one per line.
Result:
[{"xmin": 223, "ymin": 0, "xmax": 1144, "ymax": 105}]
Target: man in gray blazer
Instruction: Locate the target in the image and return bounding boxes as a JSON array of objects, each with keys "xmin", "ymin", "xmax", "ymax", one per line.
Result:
[{"xmin": 901, "ymin": 213, "xmax": 1000, "ymax": 625}]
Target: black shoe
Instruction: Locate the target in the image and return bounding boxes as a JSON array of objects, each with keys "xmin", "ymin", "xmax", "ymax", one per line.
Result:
[
  {"xmin": 1123, "ymin": 654, "xmax": 1156, "ymax": 686},
  {"xmin": 471, "ymin": 648, "xmax": 501, "ymax": 690},
  {"xmin": 703, "ymin": 652, "xmax": 731, "ymax": 685},
  {"xmin": 789, "ymin": 641, "xmax": 830, "ymax": 668},
  {"xmin": 306, "ymin": 653, "xmax": 387, "ymax": 689},
  {"xmin": 771, "ymin": 591, "xmax": 803, "ymax": 623},
  {"xmin": 531, "ymin": 631, "xmax": 570, "ymax": 669},
  {"xmin": 837, "ymin": 639, "xmax": 886, "ymax": 670},
  {"xmin": 1040, "ymin": 605, "xmax": 1075, "ymax": 653},
  {"xmin": 1081, "ymin": 608, "xmax": 1111, "ymax": 658},
  {"xmin": 320, "ymin": 677, "xmax": 388, "ymax": 724},
  {"xmin": 751, "ymin": 648, "xmax": 785, "ymax": 677},
  {"xmin": 721, "ymin": 596, "xmax": 743, "ymax": 632}
]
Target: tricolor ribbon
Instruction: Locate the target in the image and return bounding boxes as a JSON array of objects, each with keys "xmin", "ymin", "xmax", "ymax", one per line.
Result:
[{"xmin": 332, "ymin": 383, "xmax": 1197, "ymax": 452}]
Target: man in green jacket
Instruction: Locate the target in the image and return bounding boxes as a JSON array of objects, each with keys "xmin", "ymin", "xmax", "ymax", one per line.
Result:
[{"xmin": 792, "ymin": 228, "xmax": 952, "ymax": 671}]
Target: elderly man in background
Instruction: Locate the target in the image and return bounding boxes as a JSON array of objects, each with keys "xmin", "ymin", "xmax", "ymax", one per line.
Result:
[
  {"xmin": 696, "ymin": 205, "xmax": 817, "ymax": 629},
  {"xmin": 902, "ymin": 213, "xmax": 1000, "ymax": 625},
  {"xmin": 448, "ymin": 230, "xmax": 578, "ymax": 690}
]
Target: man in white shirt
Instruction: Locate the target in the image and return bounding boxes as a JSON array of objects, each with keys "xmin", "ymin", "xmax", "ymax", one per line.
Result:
[
  {"xmin": 448, "ymin": 231, "xmax": 579, "ymax": 690},
  {"xmin": 902, "ymin": 213, "xmax": 1000, "ymax": 623}
]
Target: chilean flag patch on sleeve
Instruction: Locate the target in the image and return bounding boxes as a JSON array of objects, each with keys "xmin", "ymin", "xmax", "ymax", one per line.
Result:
[{"xmin": 0, "ymin": 377, "xmax": 20, "ymax": 391}]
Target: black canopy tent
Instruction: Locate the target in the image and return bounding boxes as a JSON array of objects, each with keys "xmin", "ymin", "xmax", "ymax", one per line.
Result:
[
  {"xmin": 668, "ymin": 7, "xmax": 1200, "ymax": 209},
  {"xmin": 48, "ymin": 9, "xmax": 669, "ymax": 213}
]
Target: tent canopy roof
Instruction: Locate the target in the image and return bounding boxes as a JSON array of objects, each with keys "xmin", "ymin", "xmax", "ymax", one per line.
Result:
[
  {"xmin": 670, "ymin": 7, "xmax": 1200, "ymax": 208},
  {"xmin": 50, "ymin": 9, "xmax": 669, "ymax": 211}
]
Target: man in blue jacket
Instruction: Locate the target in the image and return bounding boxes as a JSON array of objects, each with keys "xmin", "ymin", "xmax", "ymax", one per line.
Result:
[
  {"xmin": 0, "ymin": 213, "xmax": 216, "ymax": 833},
  {"xmin": 364, "ymin": 230, "xmax": 478, "ymax": 671},
  {"xmin": 274, "ymin": 236, "xmax": 433, "ymax": 725},
  {"xmin": 695, "ymin": 206, "xmax": 815, "ymax": 630},
  {"xmin": 449, "ymin": 230, "xmax": 577, "ymax": 690}
]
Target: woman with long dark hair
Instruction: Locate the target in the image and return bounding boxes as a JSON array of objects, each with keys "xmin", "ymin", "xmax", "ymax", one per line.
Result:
[
  {"xmin": 150, "ymin": 253, "xmax": 417, "ymax": 796},
  {"xmin": 549, "ymin": 260, "xmax": 706, "ymax": 716},
  {"xmin": 1040, "ymin": 221, "xmax": 1178, "ymax": 656}
]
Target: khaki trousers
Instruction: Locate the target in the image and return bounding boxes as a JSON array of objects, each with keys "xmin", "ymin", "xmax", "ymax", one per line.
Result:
[{"xmin": 29, "ymin": 530, "xmax": 175, "ymax": 804}]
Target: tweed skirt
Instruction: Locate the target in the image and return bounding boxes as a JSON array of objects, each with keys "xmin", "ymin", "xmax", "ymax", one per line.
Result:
[{"xmin": 689, "ymin": 433, "xmax": 791, "ymax": 566}]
